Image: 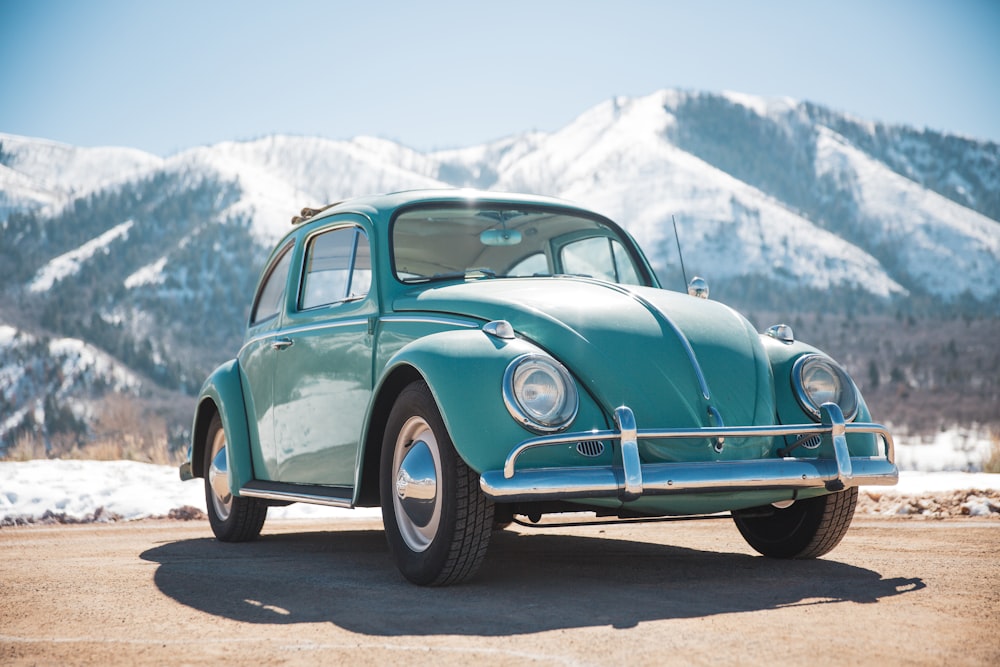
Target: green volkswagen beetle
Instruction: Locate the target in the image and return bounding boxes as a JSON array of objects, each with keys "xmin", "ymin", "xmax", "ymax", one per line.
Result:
[{"xmin": 180, "ymin": 189, "xmax": 897, "ymax": 586}]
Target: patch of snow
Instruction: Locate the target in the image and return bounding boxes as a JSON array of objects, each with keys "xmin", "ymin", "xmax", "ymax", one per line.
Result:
[
  {"xmin": 0, "ymin": 459, "xmax": 380, "ymax": 522},
  {"xmin": 0, "ymin": 324, "xmax": 19, "ymax": 347},
  {"xmin": 962, "ymin": 495, "xmax": 1000, "ymax": 516},
  {"xmin": 124, "ymin": 256, "xmax": 168, "ymax": 289},
  {"xmin": 28, "ymin": 220, "xmax": 134, "ymax": 292},
  {"xmin": 1, "ymin": 424, "xmax": 997, "ymax": 523},
  {"xmin": 894, "ymin": 429, "xmax": 995, "ymax": 472},
  {"xmin": 1, "ymin": 407, "xmax": 30, "ymax": 440},
  {"xmin": 892, "ymin": 471, "xmax": 1000, "ymax": 494},
  {"xmin": 719, "ymin": 91, "xmax": 798, "ymax": 118},
  {"xmin": 48, "ymin": 336, "xmax": 142, "ymax": 393}
]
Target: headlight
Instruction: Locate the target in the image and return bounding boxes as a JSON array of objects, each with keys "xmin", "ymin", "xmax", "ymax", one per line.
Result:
[
  {"xmin": 791, "ymin": 354, "xmax": 859, "ymax": 422},
  {"xmin": 503, "ymin": 354, "xmax": 578, "ymax": 432}
]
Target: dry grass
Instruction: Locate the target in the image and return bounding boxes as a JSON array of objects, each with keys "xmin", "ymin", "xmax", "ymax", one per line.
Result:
[
  {"xmin": 2, "ymin": 395, "xmax": 185, "ymax": 465},
  {"xmin": 3, "ymin": 432, "xmax": 184, "ymax": 465},
  {"xmin": 4, "ymin": 431, "xmax": 48, "ymax": 461},
  {"xmin": 983, "ymin": 433, "xmax": 1000, "ymax": 474}
]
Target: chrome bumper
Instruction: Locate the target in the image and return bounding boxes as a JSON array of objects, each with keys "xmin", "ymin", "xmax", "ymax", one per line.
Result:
[{"xmin": 479, "ymin": 403, "xmax": 897, "ymax": 503}]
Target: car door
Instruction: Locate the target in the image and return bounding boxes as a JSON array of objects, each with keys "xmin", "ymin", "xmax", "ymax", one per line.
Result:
[
  {"xmin": 238, "ymin": 241, "xmax": 295, "ymax": 481},
  {"xmin": 271, "ymin": 221, "xmax": 375, "ymax": 485}
]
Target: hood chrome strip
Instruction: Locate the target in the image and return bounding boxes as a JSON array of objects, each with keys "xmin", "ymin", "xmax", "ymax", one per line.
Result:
[{"xmin": 603, "ymin": 283, "xmax": 713, "ymax": 402}]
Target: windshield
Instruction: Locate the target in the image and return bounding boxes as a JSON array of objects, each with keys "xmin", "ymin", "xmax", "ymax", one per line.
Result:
[{"xmin": 392, "ymin": 205, "xmax": 649, "ymax": 286}]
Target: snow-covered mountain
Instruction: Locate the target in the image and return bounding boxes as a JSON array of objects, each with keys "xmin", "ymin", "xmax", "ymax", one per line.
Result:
[
  {"xmin": 1, "ymin": 88, "xmax": 998, "ymax": 449},
  {"xmin": 0, "ymin": 323, "xmax": 142, "ymax": 446}
]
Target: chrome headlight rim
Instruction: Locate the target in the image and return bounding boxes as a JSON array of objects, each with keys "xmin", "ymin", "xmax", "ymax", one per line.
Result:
[
  {"xmin": 503, "ymin": 353, "xmax": 579, "ymax": 433},
  {"xmin": 791, "ymin": 354, "xmax": 860, "ymax": 423}
]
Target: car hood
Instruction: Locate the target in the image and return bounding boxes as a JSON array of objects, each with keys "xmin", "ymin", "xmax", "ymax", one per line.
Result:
[{"xmin": 394, "ymin": 278, "xmax": 775, "ymax": 457}]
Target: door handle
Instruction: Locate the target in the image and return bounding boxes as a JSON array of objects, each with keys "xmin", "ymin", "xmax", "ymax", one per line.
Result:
[{"xmin": 271, "ymin": 337, "xmax": 294, "ymax": 351}]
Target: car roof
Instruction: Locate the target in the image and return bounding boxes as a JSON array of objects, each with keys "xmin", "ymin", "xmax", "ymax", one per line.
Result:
[{"xmin": 293, "ymin": 189, "xmax": 599, "ymax": 227}]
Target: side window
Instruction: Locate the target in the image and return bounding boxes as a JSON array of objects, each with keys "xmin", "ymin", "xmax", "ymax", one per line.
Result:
[
  {"xmin": 611, "ymin": 240, "xmax": 641, "ymax": 285},
  {"xmin": 561, "ymin": 237, "xmax": 616, "ymax": 282},
  {"xmin": 350, "ymin": 233, "xmax": 372, "ymax": 298},
  {"xmin": 300, "ymin": 227, "xmax": 371, "ymax": 310},
  {"xmin": 560, "ymin": 237, "xmax": 640, "ymax": 285},
  {"xmin": 250, "ymin": 244, "xmax": 293, "ymax": 325}
]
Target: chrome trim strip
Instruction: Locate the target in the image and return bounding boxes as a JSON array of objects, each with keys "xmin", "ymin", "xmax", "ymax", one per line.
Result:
[
  {"xmin": 632, "ymin": 291, "xmax": 711, "ymax": 401},
  {"xmin": 241, "ymin": 314, "xmax": 475, "ymax": 357},
  {"xmin": 596, "ymin": 283, "xmax": 712, "ymax": 401},
  {"xmin": 379, "ymin": 315, "xmax": 480, "ymax": 329},
  {"xmin": 486, "ymin": 403, "xmax": 897, "ymax": 503},
  {"xmin": 279, "ymin": 318, "xmax": 371, "ymax": 337},
  {"xmin": 481, "ymin": 458, "xmax": 899, "ymax": 503},
  {"xmin": 240, "ymin": 319, "xmax": 371, "ymax": 356},
  {"xmin": 239, "ymin": 486, "xmax": 354, "ymax": 508}
]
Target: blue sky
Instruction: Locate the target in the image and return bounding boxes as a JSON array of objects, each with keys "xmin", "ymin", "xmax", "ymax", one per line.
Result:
[{"xmin": 1, "ymin": 0, "xmax": 998, "ymax": 156}]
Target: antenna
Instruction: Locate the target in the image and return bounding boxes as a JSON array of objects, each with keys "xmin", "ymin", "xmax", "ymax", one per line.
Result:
[{"xmin": 672, "ymin": 215, "xmax": 689, "ymax": 287}]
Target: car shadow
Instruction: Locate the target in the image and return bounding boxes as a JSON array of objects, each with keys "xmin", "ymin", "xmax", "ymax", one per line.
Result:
[{"xmin": 140, "ymin": 525, "xmax": 924, "ymax": 636}]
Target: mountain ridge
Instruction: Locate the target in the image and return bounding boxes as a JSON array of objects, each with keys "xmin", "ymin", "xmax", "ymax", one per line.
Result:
[{"xmin": 1, "ymin": 88, "xmax": 998, "ymax": 451}]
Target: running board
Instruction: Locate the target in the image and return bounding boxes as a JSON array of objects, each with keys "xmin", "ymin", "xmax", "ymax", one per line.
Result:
[{"xmin": 239, "ymin": 480, "xmax": 354, "ymax": 508}]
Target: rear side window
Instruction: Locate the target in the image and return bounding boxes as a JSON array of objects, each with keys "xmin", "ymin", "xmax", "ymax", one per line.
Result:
[
  {"xmin": 249, "ymin": 244, "xmax": 293, "ymax": 325},
  {"xmin": 300, "ymin": 227, "xmax": 371, "ymax": 310}
]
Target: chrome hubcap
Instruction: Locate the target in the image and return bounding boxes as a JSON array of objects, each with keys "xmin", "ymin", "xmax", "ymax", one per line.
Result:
[
  {"xmin": 208, "ymin": 429, "xmax": 232, "ymax": 521},
  {"xmin": 392, "ymin": 417, "xmax": 441, "ymax": 552}
]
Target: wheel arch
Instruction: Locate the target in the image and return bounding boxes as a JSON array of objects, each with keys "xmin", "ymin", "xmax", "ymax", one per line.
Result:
[
  {"xmin": 357, "ymin": 326, "xmax": 541, "ymax": 505},
  {"xmin": 364, "ymin": 329, "xmax": 552, "ymax": 485},
  {"xmin": 356, "ymin": 363, "xmax": 426, "ymax": 507},
  {"xmin": 187, "ymin": 359, "xmax": 256, "ymax": 494},
  {"xmin": 190, "ymin": 397, "xmax": 220, "ymax": 479}
]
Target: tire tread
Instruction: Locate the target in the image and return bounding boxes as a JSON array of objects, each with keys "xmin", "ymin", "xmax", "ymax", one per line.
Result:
[
  {"xmin": 204, "ymin": 413, "xmax": 267, "ymax": 543},
  {"xmin": 432, "ymin": 460, "xmax": 493, "ymax": 585},
  {"xmin": 795, "ymin": 486, "xmax": 858, "ymax": 559},
  {"xmin": 733, "ymin": 487, "xmax": 858, "ymax": 559}
]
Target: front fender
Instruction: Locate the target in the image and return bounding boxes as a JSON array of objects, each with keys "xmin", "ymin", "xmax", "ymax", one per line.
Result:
[
  {"xmin": 185, "ymin": 359, "xmax": 256, "ymax": 496},
  {"xmin": 761, "ymin": 336, "xmax": 880, "ymax": 457},
  {"xmin": 374, "ymin": 328, "xmax": 610, "ymax": 474}
]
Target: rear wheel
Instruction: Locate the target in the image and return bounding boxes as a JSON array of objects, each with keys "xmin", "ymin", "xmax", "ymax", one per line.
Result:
[
  {"xmin": 732, "ymin": 487, "xmax": 858, "ymax": 558},
  {"xmin": 380, "ymin": 381, "xmax": 494, "ymax": 585},
  {"xmin": 204, "ymin": 414, "xmax": 267, "ymax": 542}
]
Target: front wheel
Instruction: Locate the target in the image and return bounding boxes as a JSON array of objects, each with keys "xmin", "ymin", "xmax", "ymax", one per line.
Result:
[
  {"xmin": 732, "ymin": 487, "xmax": 858, "ymax": 559},
  {"xmin": 380, "ymin": 381, "xmax": 494, "ymax": 585},
  {"xmin": 204, "ymin": 414, "xmax": 267, "ymax": 542}
]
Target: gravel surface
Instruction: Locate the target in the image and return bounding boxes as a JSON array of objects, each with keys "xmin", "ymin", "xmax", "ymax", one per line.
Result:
[{"xmin": 2, "ymin": 517, "xmax": 998, "ymax": 666}]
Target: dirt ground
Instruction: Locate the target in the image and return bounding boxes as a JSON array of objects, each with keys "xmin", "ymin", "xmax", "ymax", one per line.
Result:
[{"xmin": 1, "ymin": 516, "xmax": 998, "ymax": 666}]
